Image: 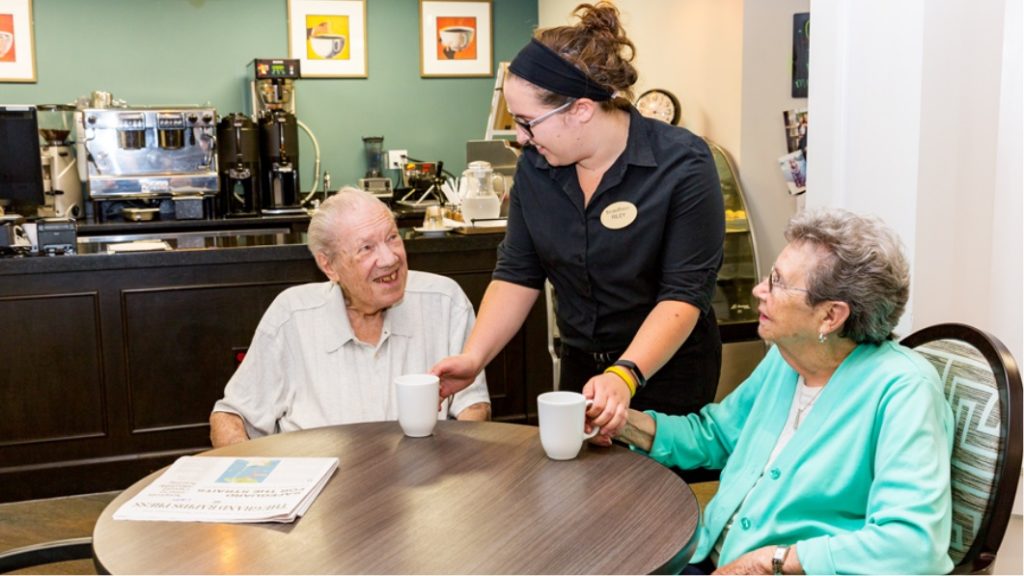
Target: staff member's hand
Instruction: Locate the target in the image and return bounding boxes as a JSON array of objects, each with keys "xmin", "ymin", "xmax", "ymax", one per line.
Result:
[
  {"xmin": 430, "ymin": 353, "xmax": 482, "ymax": 398},
  {"xmin": 582, "ymin": 373, "xmax": 631, "ymax": 445}
]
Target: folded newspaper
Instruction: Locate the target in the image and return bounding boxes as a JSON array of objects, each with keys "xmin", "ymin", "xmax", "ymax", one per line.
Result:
[{"xmin": 114, "ymin": 456, "xmax": 339, "ymax": 523}]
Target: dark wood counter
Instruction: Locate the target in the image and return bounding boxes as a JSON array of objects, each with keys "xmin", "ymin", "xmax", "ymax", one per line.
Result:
[{"xmin": 0, "ymin": 229, "xmax": 551, "ymax": 502}]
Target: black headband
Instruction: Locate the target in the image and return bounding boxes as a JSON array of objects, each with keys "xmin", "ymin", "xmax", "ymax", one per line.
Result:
[{"xmin": 508, "ymin": 38, "xmax": 614, "ymax": 101}]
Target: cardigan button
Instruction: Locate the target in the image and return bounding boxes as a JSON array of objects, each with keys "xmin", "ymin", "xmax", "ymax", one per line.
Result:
[
  {"xmin": 740, "ymin": 517, "xmax": 751, "ymax": 530},
  {"xmin": 769, "ymin": 468, "xmax": 781, "ymax": 480}
]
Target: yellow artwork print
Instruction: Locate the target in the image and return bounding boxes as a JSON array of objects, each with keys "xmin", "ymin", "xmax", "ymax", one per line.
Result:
[{"xmin": 306, "ymin": 14, "xmax": 350, "ymax": 60}]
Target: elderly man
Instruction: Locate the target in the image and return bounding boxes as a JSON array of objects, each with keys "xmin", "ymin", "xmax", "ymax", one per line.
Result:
[{"xmin": 210, "ymin": 188, "xmax": 491, "ymax": 447}]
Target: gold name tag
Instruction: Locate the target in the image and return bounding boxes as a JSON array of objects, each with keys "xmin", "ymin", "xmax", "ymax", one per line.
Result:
[{"xmin": 600, "ymin": 201, "xmax": 638, "ymax": 230}]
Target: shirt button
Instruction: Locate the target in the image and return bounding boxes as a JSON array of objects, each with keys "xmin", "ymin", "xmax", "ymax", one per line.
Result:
[
  {"xmin": 769, "ymin": 468, "xmax": 781, "ymax": 480},
  {"xmin": 740, "ymin": 517, "xmax": 751, "ymax": 530}
]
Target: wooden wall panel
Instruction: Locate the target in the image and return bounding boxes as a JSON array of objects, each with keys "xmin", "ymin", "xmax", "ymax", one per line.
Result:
[
  {"xmin": 0, "ymin": 292, "xmax": 106, "ymax": 446},
  {"xmin": 122, "ymin": 282, "xmax": 301, "ymax": 433}
]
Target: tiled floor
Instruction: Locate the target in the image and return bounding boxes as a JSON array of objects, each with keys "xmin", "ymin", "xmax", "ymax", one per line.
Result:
[{"xmin": 0, "ymin": 489, "xmax": 1020, "ymax": 574}]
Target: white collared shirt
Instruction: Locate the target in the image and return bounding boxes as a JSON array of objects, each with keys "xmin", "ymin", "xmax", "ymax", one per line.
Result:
[{"xmin": 213, "ymin": 271, "xmax": 490, "ymax": 438}]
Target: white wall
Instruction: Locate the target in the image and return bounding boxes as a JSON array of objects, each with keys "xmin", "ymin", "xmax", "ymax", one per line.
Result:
[
  {"xmin": 540, "ymin": 0, "xmax": 807, "ymax": 274},
  {"xmin": 808, "ymin": 0, "xmax": 1023, "ymax": 520},
  {"xmin": 738, "ymin": 0, "xmax": 809, "ymax": 273}
]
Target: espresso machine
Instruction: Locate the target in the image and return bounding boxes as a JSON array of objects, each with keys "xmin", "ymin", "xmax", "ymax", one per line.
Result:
[
  {"xmin": 36, "ymin": 104, "xmax": 83, "ymax": 219},
  {"xmin": 216, "ymin": 113, "xmax": 261, "ymax": 217},
  {"xmin": 248, "ymin": 59, "xmax": 305, "ymax": 214},
  {"xmin": 77, "ymin": 106, "xmax": 219, "ymax": 221}
]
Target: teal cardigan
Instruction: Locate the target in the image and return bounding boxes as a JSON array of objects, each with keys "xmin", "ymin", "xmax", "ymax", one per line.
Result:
[{"xmin": 646, "ymin": 341, "xmax": 954, "ymax": 574}]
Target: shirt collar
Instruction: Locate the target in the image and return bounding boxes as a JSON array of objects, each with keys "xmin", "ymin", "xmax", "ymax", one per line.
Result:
[{"xmin": 321, "ymin": 282, "xmax": 414, "ymax": 353}]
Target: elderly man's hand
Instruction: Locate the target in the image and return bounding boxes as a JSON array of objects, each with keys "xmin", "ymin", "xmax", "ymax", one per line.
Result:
[
  {"xmin": 582, "ymin": 372, "xmax": 631, "ymax": 442},
  {"xmin": 430, "ymin": 353, "xmax": 483, "ymax": 398}
]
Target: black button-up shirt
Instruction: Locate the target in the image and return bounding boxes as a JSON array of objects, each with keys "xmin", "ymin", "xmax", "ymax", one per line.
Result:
[{"xmin": 494, "ymin": 107, "xmax": 724, "ymax": 352}]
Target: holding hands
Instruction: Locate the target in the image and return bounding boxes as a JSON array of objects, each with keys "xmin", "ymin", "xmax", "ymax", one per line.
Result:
[{"xmin": 582, "ymin": 372, "xmax": 631, "ymax": 446}]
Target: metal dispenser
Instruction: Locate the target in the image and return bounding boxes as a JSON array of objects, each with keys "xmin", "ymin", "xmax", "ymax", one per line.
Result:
[
  {"xmin": 248, "ymin": 59, "xmax": 305, "ymax": 214},
  {"xmin": 216, "ymin": 113, "xmax": 261, "ymax": 217}
]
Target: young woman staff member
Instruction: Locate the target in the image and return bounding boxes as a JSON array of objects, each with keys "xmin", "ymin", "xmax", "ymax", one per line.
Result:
[{"xmin": 432, "ymin": 2, "xmax": 724, "ymax": 440}]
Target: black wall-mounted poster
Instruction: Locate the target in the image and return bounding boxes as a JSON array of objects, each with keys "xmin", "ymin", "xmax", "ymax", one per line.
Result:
[{"xmin": 792, "ymin": 12, "xmax": 810, "ymax": 98}]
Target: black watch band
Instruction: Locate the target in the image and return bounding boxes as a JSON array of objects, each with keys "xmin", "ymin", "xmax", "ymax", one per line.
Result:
[{"xmin": 613, "ymin": 359, "xmax": 646, "ymax": 389}]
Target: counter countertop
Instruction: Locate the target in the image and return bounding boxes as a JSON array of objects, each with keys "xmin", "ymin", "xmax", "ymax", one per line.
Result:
[{"xmin": 0, "ymin": 229, "xmax": 503, "ymax": 277}]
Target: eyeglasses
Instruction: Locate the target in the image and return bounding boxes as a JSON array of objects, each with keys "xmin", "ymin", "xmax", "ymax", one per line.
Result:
[
  {"xmin": 512, "ymin": 99, "xmax": 576, "ymax": 139},
  {"xmin": 767, "ymin": 266, "xmax": 809, "ymax": 294}
]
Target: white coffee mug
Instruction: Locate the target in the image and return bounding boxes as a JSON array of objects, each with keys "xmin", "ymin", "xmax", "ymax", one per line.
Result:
[
  {"xmin": 537, "ymin": 391, "xmax": 600, "ymax": 460},
  {"xmin": 396, "ymin": 374, "xmax": 440, "ymax": 437}
]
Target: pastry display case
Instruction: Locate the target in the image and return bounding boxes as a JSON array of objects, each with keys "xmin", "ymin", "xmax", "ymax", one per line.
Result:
[{"xmin": 705, "ymin": 138, "xmax": 766, "ymax": 400}]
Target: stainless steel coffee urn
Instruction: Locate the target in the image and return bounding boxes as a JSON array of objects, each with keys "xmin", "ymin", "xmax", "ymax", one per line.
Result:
[
  {"xmin": 36, "ymin": 104, "xmax": 83, "ymax": 219},
  {"xmin": 217, "ymin": 113, "xmax": 261, "ymax": 217},
  {"xmin": 258, "ymin": 109, "xmax": 304, "ymax": 214}
]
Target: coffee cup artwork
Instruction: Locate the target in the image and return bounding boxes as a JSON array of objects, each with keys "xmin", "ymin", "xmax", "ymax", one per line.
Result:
[
  {"xmin": 537, "ymin": 391, "xmax": 600, "ymax": 460},
  {"xmin": 309, "ymin": 33, "xmax": 345, "ymax": 60},
  {"xmin": 438, "ymin": 26, "xmax": 474, "ymax": 59},
  {"xmin": 0, "ymin": 31, "xmax": 14, "ymax": 61},
  {"xmin": 395, "ymin": 374, "xmax": 441, "ymax": 437}
]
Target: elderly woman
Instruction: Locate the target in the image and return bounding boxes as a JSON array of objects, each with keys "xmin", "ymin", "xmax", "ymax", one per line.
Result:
[{"xmin": 616, "ymin": 209, "xmax": 953, "ymax": 575}]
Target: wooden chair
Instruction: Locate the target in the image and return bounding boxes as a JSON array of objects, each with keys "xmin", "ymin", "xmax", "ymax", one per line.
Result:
[
  {"xmin": 901, "ymin": 323, "xmax": 1023, "ymax": 574},
  {"xmin": 0, "ymin": 537, "xmax": 93, "ymax": 573}
]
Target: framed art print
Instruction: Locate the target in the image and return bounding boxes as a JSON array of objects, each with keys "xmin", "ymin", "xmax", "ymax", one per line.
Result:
[
  {"xmin": 288, "ymin": 0, "xmax": 367, "ymax": 78},
  {"xmin": 420, "ymin": 0, "xmax": 492, "ymax": 78},
  {"xmin": 0, "ymin": 0, "xmax": 36, "ymax": 83}
]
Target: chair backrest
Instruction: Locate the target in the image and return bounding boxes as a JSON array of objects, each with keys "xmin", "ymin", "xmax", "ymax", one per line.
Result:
[{"xmin": 901, "ymin": 323, "xmax": 1023, "ymax": 574}]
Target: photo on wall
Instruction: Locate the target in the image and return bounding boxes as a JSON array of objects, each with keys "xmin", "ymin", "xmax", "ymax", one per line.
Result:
[
  {"xmin": 792, "ymin": 12, "xmax": 810, "ymax": 98},
  {"xmin": 778, "ymin": 149, "xmax": 807, "ymax": 196},
  {"xmin": 420, "ymin": 0, "xmax": 493, "ymax": 77},
  {"xmin": 783, "ymin": 108, "xmax": 808, "ymax": 154},
  {"xmin": 287, "ymin": 0, "xmax": 367, "ymax": 78}
]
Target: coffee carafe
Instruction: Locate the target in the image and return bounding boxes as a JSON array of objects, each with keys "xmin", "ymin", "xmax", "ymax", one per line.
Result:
[
  {"xmin": 460, "ymin": 160, "xmax": 503, "ymax": 224},
  {"xmin": 217, "ymin": 113, "xmax": 261, "ymax": 217},
  {"xmin": 36, "ymin": 104, "xmax": 83, "ymax": 219},
  {"xmin": 258, "ymin": 109, "xmax": 304, "ymax": 214}
]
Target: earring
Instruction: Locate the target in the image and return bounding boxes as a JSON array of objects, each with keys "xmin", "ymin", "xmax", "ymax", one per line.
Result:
[{"xmin": 818, "ymin": 332, "xmax": 827, "ymax": 344}]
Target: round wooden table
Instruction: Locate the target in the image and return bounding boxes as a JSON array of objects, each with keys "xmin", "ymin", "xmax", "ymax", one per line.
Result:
[{"xmin": 93, "ymin": 421, "xmax": 699, "ymax": 574}]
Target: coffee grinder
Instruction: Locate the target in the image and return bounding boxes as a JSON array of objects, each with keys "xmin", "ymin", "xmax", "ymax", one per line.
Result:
[
  {"xmin": 248, "ymin": 58, "xmax": 305, "ymax": 215},
  {"xmin": 358, "ymin": 136, "xmax": 393, "ymax": 200},
  {"xmin": 216, "ymin": 113, "xmax": 261, "ymax": 217},
  {"xmin": 36, "ymin": 104, "xmax": 83, "ymax": 219}
]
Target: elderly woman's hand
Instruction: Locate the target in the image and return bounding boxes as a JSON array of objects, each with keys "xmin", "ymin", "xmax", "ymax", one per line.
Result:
[
  {"xmin": 712, "ymin": 546, "xmax": 771, "ymax": 574},
  {"xmin": 582, "ymin": 372, "xmax": 631, "ymax": 442}
]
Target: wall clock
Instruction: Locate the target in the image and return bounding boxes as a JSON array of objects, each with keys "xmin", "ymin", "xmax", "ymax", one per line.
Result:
[{"xmin": 635, "ymin": 89, "xmax": 681, "ymax": 125}]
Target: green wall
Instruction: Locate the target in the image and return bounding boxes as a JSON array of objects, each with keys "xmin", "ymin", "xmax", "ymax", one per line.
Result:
[{"xmin": 0, "ymin": 0, "xmax": 537, "ymax": 192}]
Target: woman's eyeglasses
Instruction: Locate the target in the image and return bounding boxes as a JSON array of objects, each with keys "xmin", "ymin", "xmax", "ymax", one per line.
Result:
[
  {"xmin": 767, "ymin": 266, "xmax": 809, "ymax": 293},
  {"xmin": 512, "ymin": 99, "xmax": 576, "ymax": 139}
]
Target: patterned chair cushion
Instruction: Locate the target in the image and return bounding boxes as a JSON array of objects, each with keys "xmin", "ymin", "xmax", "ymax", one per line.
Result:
[{"xmin": 913, "ymin": 339, "xmax": 1002, "ymax": 565}]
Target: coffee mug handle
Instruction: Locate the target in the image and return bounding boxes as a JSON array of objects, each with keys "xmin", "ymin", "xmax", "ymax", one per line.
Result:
[{"xmin": 583, "ymin": 399, "xmax": 601, "ymax": 440}]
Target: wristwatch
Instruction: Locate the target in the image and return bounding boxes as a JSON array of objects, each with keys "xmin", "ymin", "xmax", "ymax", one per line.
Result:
[{"xmin": 772, "ymin": 545, "xmax": 790, "ymax": 575}]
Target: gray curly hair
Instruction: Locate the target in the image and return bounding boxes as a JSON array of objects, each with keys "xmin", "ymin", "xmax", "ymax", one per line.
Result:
[
  {"xmin": 307, "ymin": 187, "xmax": 393, "ymax": 259},
  {"xmin": 785, "ymin": 208, "xmax": 910, "ymax": 344}
]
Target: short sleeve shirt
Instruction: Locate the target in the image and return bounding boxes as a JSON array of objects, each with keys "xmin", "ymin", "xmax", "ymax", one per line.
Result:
[
  {"xmin": 212, "ymin": 271, "xmax": 491, "ymax": 438},
  {"xmin": 494, "ymin": 107, "xmax": 724, "ymax": 351}
]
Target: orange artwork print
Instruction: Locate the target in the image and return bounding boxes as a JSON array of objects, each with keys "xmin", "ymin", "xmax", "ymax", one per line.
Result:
[
  {"xmin": 435, "ymin": 16, "xmax": 476, "ymax": 61},
  {"xmin": 0, "ymin": 14, "xmax": 16, "ymax": 63}
]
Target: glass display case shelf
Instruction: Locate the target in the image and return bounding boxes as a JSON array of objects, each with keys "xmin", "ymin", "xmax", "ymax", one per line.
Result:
[{"xmin": 706, "ymin": 139, "xmax": 762, "ymax": 326}]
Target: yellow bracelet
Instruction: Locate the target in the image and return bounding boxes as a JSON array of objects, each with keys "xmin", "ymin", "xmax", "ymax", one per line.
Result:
[{"xmin": 604, "ymin": 365, "xmax": 637, "ymax": 397}]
